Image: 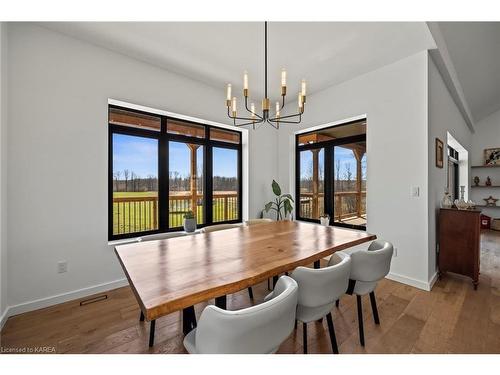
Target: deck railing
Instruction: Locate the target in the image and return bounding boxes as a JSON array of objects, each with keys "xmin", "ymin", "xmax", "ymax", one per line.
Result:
[
  {"xmin": 113, "ymin": 192, "xmax": 238, "ymax": 235},
  {"xmin": 299, "ymin": 191, "xmax": 366, "ymax": 222}
]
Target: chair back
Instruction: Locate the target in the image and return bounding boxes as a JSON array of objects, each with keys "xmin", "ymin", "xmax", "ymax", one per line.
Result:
[
  {"xmin": 291, "ymin": 252, "xmax": 351, "ymax": 308},
  {"xmin": 350, "ymin": 240, "xmax": 393, "ymax": 283},
  {"xmin": 245, "ymin": 218, "xmax": 273, "ymax": 226},
  {"xmin": 139, "ymin": 232, "xmax": 187, "ymax": 242},
  {"xmin": 195, "ymin": 276, "xmax": 298, "ymax": 354},
  {"xmin": 200, "ymin": 223, "xmax": 241, "ymax": 233}
]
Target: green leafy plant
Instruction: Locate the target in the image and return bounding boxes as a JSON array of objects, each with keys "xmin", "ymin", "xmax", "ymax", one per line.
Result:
[
  {"xmin": 184, "ymin": 210, "xmax": 195, "ymax": 220},
  {"xmin": 264, "ymin": 180, "xmax": 294, "ymax": 221}
]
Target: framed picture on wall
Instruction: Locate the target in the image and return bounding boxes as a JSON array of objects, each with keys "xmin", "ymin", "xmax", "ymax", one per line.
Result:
[
  {"xmin": 484, "ymin": 148, "xmax": 500, "ymax": 166},
  {"xmin": 436, "ymin": 138, "xmax": 444, "ymax": 168}
]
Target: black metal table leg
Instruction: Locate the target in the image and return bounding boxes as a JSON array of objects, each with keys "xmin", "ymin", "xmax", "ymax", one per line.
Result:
[
  {"xmin": 182, "ymin": 306, "xmax": 197, "ymax": 335},
  {"xmin": 139, "ymin": 311, "xmax": 145, "ymax": 322},
  {"xmin": 215, "ymin": 295, "xmax": 227, "ymax": 310},
  {"xmin": 314, "ymin": 260, "xmax": 320, "ymax": 269},
  {"xmin": 149, "ymin": 320, "xmax": 156, "ymax": 347},
  {"xmin": 248, "ymin": 287, "xmax": 254, "ymax": 299},
  {"xmin": 272, "ymin": 275, "xmax": 279, "ymax": 289},
  {"xmin": 303, "ymin": 322, "xmax": 308, "ymax": 354}
]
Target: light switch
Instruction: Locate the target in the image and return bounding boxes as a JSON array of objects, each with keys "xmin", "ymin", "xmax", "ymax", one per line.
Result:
[{"xmin": 411, "ymin": 186, "xmax": 420, "ymax": 197}]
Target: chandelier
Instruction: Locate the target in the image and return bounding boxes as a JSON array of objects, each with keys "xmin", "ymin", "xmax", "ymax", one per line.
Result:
[{"xmin": 225, "ymin": 22, "xmax": 307, "ymax": 129}]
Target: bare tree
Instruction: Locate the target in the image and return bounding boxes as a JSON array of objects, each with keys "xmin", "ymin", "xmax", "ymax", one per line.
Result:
[
  {"xmin": 335, "ymin": 159, "xmax": 341, "ymax": 191},
  {"xmin": 114, "ymin": 171, "xmax": 121, "ymax": 192},
  {"xmin": 123, "ymin": 169, "xmax": 129, "ymax": 192}
]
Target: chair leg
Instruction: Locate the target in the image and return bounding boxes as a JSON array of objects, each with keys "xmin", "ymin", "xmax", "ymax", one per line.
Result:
[
  {"xmin": 267, "ymin": 278, "xmax": 271, "ymax": 291},
  {"xmin": 369, "ymin": 291, "xmax": 380, "ymax": 325},
  {"xmin": 356, "ymin": 295, "xmax": 365, "ymax": 346},
  {"xmin": 295, "ymin": 319, "xmax": 298, "ymax": 329},
  {"xmin": 326, "ymin": 312, "xmax": 339, "ymax": 354},
  {"xmin": 302, "ymin": 322, "xmax": 308, "ymax": 354},
  {"xmin": 139, "ymin": 311, "xmax": 145, "ymax": 322},
  {"xmin": 335, "ymin": 299, "xmax": 340, "ymax": 308},
  {"xmin": 248, "ymin": 287, "xmax": 254, "ymax": 299}
]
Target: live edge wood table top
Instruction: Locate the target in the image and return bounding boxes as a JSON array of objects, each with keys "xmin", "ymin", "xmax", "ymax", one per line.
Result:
[{"xmin": 115, "ymin": 221, "xmax": 376, "ymax": 321}]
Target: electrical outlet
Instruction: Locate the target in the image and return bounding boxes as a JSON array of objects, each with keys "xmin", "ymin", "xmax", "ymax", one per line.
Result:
[
  {"xmin": 393, "ymin": 247, "xmax": 398, "ymax": 257},
  {"xmin": 57, "ymin": 261, "xmax": 68, "ymax": 274}
]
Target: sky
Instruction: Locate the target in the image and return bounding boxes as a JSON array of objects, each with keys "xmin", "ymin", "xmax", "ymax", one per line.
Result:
[{"xmin": 113, "ymin": 134, "xmax": 238, "ymax": 178}]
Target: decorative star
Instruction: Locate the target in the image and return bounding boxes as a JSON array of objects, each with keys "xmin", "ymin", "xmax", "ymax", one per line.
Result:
[{"xmin": 484, "ymin": 196, "xmax": 499, "ymax": 207}]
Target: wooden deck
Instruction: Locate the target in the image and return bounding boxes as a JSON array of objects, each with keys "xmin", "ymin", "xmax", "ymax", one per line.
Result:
[{"xmin": 1, "ymin": 230, "xmax": 500, "ymax": 354}]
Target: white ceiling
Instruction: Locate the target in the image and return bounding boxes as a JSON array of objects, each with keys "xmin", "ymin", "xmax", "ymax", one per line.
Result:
[
  {"xmin": 40, "ymin": 22, "xmax": 436, "ymax": 104},
  {"xmin": 438, "ymin": 22, "xmax": 500, "ymax": 123}
]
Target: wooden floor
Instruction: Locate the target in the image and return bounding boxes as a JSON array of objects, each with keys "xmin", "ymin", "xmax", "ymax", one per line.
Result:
[{"xmin": 2, "ymin": 230, "xmax": 500, "ymax": 354}]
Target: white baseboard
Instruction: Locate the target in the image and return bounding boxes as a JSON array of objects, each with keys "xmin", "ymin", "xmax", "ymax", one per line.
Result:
[
  {"xmin": 1, "ymin": 278, "xmax": 129, "ymax": 330},
  {"xmin": 428, "ymin": 272, "xmax": 439, "ymax": 290},
  {"xmin": 0, "ymin": 307, "xmax": 9, "ymax": 331},
  {"xmin": 386, "ymin": 272, "xmax": 433, "ymax": 291}
]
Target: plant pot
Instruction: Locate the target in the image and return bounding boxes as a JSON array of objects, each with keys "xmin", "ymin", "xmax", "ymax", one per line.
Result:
[{"xmin": 183, "ymin": 218, "xmax": 196, "ymax": 233}]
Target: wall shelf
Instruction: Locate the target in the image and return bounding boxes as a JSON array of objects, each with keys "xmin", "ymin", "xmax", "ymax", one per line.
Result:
[
  {"xmin": 471, "ymin": 165, "xmax": 500, "ymax": 168},
  {"xmin": 476, "ymin": 205, "xmax": 500, "ymax": 208}
]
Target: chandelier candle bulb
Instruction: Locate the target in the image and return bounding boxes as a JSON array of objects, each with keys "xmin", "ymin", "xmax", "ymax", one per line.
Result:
[
  {"xmin": 251, "ymin": 103, "xmax": 256, "ymax": 119},
  {"xmin": 232, "ymin": 97, "xmax": 237, "ymax": 116},
  {"xmin": 276, "ymin": 101, "xmax": 280, "ymax": 117},
  {"xmin": 226, "ymin": 84, "xmax": 232, "ymax": 106},
  {"xmin": 298, "ymin": 93, "xmax": 303, "ymax": 109},
  {"xmin": 243, "ymin": 71, "xmax": 249, "ymax": 96}
]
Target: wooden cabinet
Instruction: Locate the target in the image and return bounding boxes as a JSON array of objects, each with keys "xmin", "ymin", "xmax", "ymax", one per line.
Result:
[{"xmin": 438, "ymin": 208, "xmax": 480, "ymax": 289}]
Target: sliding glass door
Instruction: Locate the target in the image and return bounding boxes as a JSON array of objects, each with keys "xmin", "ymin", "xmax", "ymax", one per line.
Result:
[{"xmin": 298, "ymin": 148, "xmax": 325, "ymax": 220}]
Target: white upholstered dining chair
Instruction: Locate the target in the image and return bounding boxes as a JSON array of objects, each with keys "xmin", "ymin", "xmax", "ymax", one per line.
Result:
[
  {"xmin": 336, "ymin": 240, "xmax": 393, "ymax": 346},
  {"xmin": 200, "ymin": 223, "xmax": 242, "ymax": 233},
  {"xmin": 266, "ymin": 252, "xmax": 351, "ymax": 354},
  {"xmin": 183, "ymin": 276, "xmax": 298, "ymax": 354}
]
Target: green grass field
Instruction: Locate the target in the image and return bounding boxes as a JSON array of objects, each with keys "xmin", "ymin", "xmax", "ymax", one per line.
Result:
[{"xmin": 112, "ymin": 191, "xmax": 238, "ymax": 236}]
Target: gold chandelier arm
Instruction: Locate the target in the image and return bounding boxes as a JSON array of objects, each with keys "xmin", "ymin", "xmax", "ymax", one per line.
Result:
[{"xmin": 243, "ymin": 96, "xmax": 264, "ymax": 120}]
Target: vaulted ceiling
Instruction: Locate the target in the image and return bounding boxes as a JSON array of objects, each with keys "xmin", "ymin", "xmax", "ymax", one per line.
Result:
[
  {"xmin": 40, "ymin": 22, "xmax": 436, "ymax": 103},
  {"xmin": 438, "ymin": 22, "xmax": 500, "ymax": 123}
]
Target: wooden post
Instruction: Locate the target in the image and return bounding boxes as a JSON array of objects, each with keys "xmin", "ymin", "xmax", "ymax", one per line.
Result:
[
  {"xmin": 187, "ymin": 144, "xmax": 200, "ymax": 219},
  {"xmin": 311, "ymin": 149, "xmax": 320, "ymax": 219},
  {"xmin": 352, "ymin": 148, "xmax": 365, "ymax": 219},
  {"xmin": 224, "ymin": 196, "xmax": 229, "ymax": 221},
  {"xmin": 152, "ymin": 197, "xmax": 158, "ymax": 229}
]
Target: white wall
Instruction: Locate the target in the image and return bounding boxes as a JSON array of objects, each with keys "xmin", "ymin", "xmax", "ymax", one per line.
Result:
[
  {"xmin": 278, "ymin": 51, "xmax": 431, "ymax": 289},
  {"xmin": 471, "ymin": 109, "xmax": 500, "ymax": 218},
  {"xmin": 427, "ymin": 56, "xmax": 472, "ymax": 280},
  {"xmin": 0, "ymin": 22, "xmax": 8, "ymax": 326},
  {"xmin": 5, "ymin": 23, "xmax": 278, "ymax": 313}
]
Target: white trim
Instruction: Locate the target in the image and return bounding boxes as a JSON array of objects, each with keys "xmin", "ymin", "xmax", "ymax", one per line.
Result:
[
  {"xmin": 386, "ymin": 272, "xmax": 433, "ymax": 291},
  {"xmin": 427, "ymin": 271, "xmax": 439, "ymax": 291},
  {"xmin": 2, "ymin": 278, "xmax": 128, "ymax": 326},
  {"xmin": 0, "ymin": 307, "xmax": 8, "ymax": 331}
]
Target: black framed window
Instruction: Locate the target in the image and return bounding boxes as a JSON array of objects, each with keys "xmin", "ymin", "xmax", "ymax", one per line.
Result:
[
  {"xmin": 109, "ymin": 105, "xmax": 243, "ymax": 240},
  {"xmin": 296, "ymin": 119, "xmax": 367, "ymax": 230}
]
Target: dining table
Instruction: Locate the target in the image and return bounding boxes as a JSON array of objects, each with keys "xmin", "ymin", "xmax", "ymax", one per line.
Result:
[{"xmin": 114, "ymin": 220, "xmax": 376, "ymax": 347}]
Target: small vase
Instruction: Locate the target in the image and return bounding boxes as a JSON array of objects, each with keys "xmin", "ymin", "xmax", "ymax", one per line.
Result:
[
  {"xmin": 441, "ymin": 188, "xmax": 453, "ymax": 209},
  {"xmin": 319, "ymin": 215, "xmax": 330, "ymax": 226},
  {"xmin": 454, "ymin": 186, "xmax": 468, "ymax": 210},
  {"xmin": 183, "ymin": 218, "xmax": 196, "ymax": 233}
]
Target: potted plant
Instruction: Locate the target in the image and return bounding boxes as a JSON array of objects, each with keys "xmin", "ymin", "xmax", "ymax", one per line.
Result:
[
  {"xmin": 264, "ymin": 180, "xmax": 294, "ymax": 221},
  {"xmin": 183, "ymin": 210, "xmax": 196, "ymax": 233}
]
